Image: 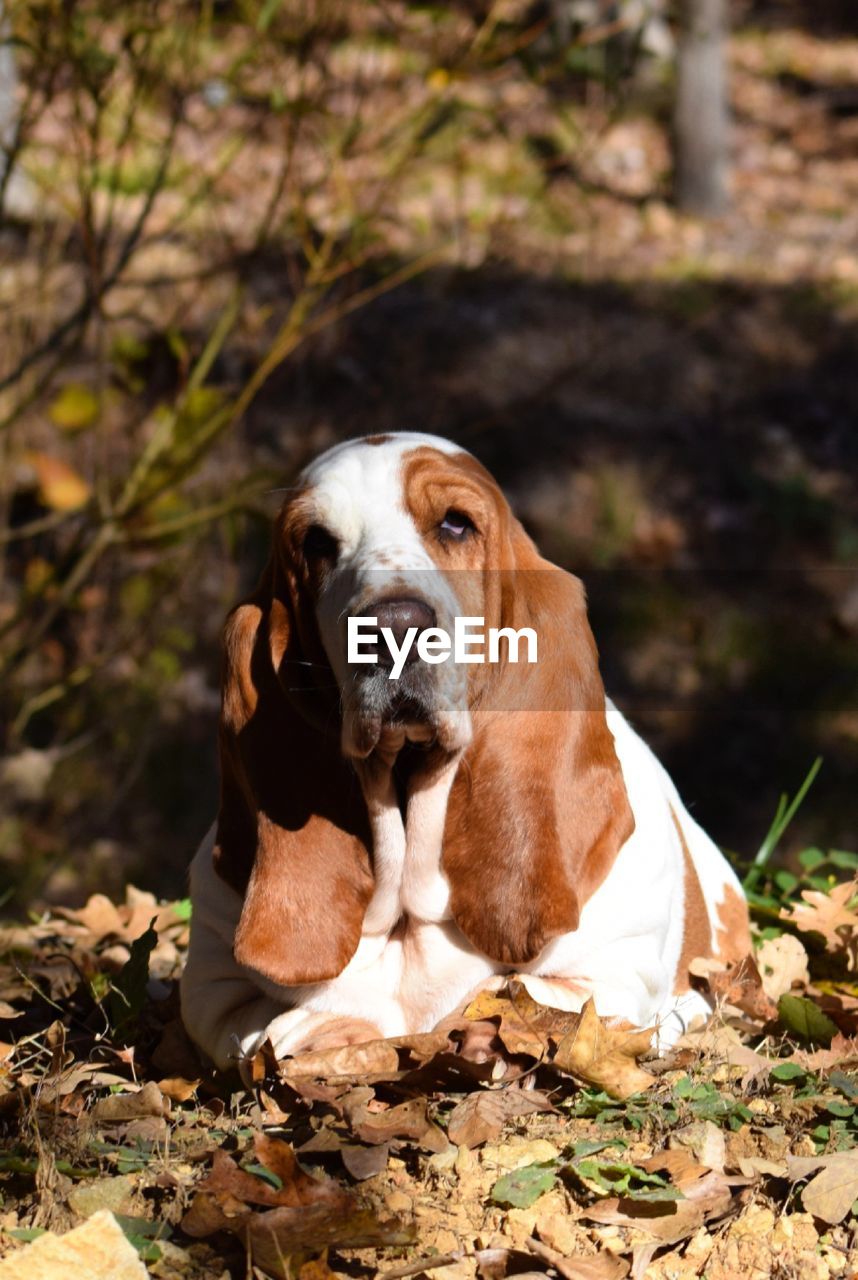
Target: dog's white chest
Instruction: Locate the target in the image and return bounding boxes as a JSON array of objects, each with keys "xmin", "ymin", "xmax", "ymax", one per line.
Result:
[{"xmin": 361, "ymin": 754, "xmax": 464, "ymax": 935}]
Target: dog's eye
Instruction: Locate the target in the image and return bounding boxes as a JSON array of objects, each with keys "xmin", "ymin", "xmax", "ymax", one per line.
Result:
[
  {"xmin": 439, "ymin": 509, "xmax": 476, "ymax": 540},
  {"xmin": 303, "ymin": 524, "xmax": 338, "ymax": 560}
]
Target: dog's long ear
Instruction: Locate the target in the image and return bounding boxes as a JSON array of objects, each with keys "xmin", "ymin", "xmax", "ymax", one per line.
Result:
[
  {"xmin": 213, "ymin": 558, "xmax": 374, "ymax": 988},
  {"xmin": 442, "ymin": 520, "xmax": 634, "ymax": 966}
]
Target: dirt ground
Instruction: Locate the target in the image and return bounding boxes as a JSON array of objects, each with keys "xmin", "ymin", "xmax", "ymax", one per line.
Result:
[{"xmin": 1, "ymin": 883, "xmax": 858, "ymax": 1279}]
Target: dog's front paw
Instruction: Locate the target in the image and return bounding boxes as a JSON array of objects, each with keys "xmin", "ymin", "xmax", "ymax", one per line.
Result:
[
  {"xmin": 260, "ymin": 1009, "xmax": 383, "ymax": 1060},
  {"xmin": 260, "ymin": 1008, "xmax": 320, "ymax": 1060},
  {"xmin": 288, "ymin": 1015, "xmax": 384, "ymax": 1055}
]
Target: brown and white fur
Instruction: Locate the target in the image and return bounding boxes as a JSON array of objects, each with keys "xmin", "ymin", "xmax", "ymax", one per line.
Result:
[{"xmin": 181, "ymin": 433, "xmax": 750, "ymax": 1071}]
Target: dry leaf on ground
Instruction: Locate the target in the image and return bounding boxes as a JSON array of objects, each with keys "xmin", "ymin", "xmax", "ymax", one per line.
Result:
[
  {"xmin": 156, "ymin": 1075, "xmax": 199, "ymax": 1102},
  {"xmin": 792, "ymin": 1033, "xmax": 858, "ymax": 1072},
  {"xmin": 527, "ymin": 1236, "xmax": 630, "ymax": 1280},
  {"xmin": 787, "ymin": 1151, "xmax": 858, "ymax": 1224},
  {"xmin": 690, "ymin": 954, "xmax": 777, "ymax": 1023},
  {"xmin": 676, "ymin": 1020, "xmax": 777, "ymax": 1086},
  {"xmin": 553, "ymin": 1000, "xmax": 655, "ymax": 1100},
  {"xmin": 182, "ymin": 1133, "xmax": 412, "ymax": 1273},
  {"xmin": 781, "ymin": 879, "xmax": 858, "ymax": 960},
  {"xmin": 91, "ymin": 1081, "xmax": 169, "ymax": 1122},
  {"xmin": 463, "ymin": 983, "xmax": 578, "ymax": 1054},
  {"xmin": 756, "ymin": 934, "xmax": 811, "ymax": 1001},
  {"xmin": 182, "ymin": 1135, "xmax": 351, "ymax": 1231},
  {"xmin": 354, "ymin": 1097, "xmax": 448, "ymax": 1152},
  {"xmin": 584, "ymin": 1163, "xmax": 737, "ymax": 1247},
  {"xmin": 448, "ymin": 1088, "xmax": 554, "ymax": 1148}
]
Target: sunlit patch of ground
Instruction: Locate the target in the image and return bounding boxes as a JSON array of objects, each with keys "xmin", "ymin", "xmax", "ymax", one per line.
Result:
[{"xmin": 1, "ymin": 871, "xmax": 857, "ymax": 1278}]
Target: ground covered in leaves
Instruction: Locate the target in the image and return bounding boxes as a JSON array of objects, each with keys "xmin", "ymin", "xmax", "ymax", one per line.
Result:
[{"xmin": 2, "ymin": 856, "xmax": 858, "ymax": 1279}]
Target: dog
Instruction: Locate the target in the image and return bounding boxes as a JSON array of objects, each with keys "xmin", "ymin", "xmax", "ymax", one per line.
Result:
[{"xmin": 181, "ymin": 432, "xmax": 750, "ymax": 1070}]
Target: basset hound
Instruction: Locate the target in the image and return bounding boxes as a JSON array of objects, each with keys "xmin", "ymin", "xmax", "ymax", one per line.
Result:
[{"xmin": 181, "ymin": 432, "xmax": 751, "ymax": 1071}]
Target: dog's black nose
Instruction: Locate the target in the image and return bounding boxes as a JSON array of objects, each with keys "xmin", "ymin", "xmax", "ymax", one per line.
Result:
[{"xmin": 365, "ymin": 597, "xmax": 437, "ymax": 667}]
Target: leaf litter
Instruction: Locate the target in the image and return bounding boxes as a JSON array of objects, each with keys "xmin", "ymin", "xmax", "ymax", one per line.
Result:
[{"xmin": 1, "ymin": 886, "xmax": 858, "ymax": 1277}]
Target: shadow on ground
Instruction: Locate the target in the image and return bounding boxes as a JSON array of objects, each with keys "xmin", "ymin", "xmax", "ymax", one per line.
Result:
[
  {"xmin": 231, "ymin": 263, "xmax": 858, "ymax": 864},
  {"xmin": 743, "ymin": 0, "xmax": 858, "ymax": 38},
  {"xmin": 6, "ymin": 266, "xmax": 858, "ymax": 905}
]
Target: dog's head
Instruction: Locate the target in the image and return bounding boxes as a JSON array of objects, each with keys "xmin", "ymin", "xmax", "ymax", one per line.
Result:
[{"xmin": 280, "ymin": 433, "xmax": 537, "ymax": 760}]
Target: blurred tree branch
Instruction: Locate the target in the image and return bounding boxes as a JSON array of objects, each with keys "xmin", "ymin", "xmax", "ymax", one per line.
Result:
[{"xmin": 0, "ymin": 0, "xmax": 670, "ymax": 902}]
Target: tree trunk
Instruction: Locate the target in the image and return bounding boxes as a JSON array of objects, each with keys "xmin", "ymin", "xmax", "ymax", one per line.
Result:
[
  {"xmin": 673, "ymin": 0, "xmax": 729, "ymax": 216},
  {"xmin": 0, "ymin": 1, "xmax": 18, "ymax": 179}
]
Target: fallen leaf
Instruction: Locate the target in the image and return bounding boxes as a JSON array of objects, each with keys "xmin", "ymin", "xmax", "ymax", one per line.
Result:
[
  {"xmin": 553, "ymin": 1000, "xmax": 655, "ymax": 1099},
  {"xmin": 109, "ymin": 922, "xmax": 159, "ymax": 1040},
  {"xmin": 116, "ymin": 1115, "xmax": 169, "ymax": 1146},
  {"xmin": 247, "ymin": 1204, "xmax": 414, "ymax": 1276},
  {"xmin": 277, "ymin": 1073, "xmax": 354, "ymax": 1111},
  {"xmin": 340, "ymin": 1084, "xmax": 381, "ymax": 1124},
  {"xmin": 157, "ymin": 1076, "xmax": 200, "ymax": 1103},
  {"xmin": 391, "ymin": 1030, "xmax": 457, "ymax": 1063},
  {"xmin": 253, "ymin": 1133, "xmax": 343, "ymax": 1203},
  {"xmin": 737, "ymin": 1156, "xmax": 788, "ymax": 1177},
  {"xmin": 354, "ymin": 1097, "xmax": 448, "ymax": 1152},
  {"xmin": 61, "ymin": 894, "xmax": 125, "ymax": 941},
  {"xmin": 463, "ymin": 988, "xmax": 548, "ymax": 1058},
  {"xmin": 670, "ymin": 1120, "xmax": 726, "ymax": 1173},
  {"xmin": 297, "ymin": 1127, "xmax": 391, "ymax": 1182},
  {"xmin": 527, "ymin": 1236, "xmax": 629, "ymax": 1280},
  {"xmin": 677, "ymin": 1020, "xmax": 777, "ymax": 1086},
  {"xmin": 297, "ymin": 1254, "xmax": 341, "ymax": 1280},
  {"xmin": 584, "ymin": 1166, "xmax": 736, "ymax": 1246},
  {"xmin": 786, "ymin": 1155, "xmax": 833, "ymax": 1179},
  {"xmin": 182, "ymin": 1136, "xmax": 352, "ymax": 1236},
  {"xmin": 182, "ymin": 1136, "xmax": 412, "ymax": 1273},
  {"xmin": 37, "ymin": 1061, "xmax": 129, "ymax": 1103},
  {"xmin": 340, "ymin": 1143, "xmax": 390, "ymax": 1181},
  {"xmin": 692, "ymin": 954, "xmax": 777, "ymax": 1023},
  {"xmin": 756, "ymin": 934, "xmax": 810, "ymax": 1001},
  {"xmin": 384, "ymin": 1052, "xmax": 498, "ymax": 1097},
  {"xmin": 640, "ymin": 1147, "xmax": 710, "ymax": 1190},
  {"xmin": 92, "ymin": 1082, "xmax": 169, "ymax": 1123},
  {"xmin": 570, "ymin": 1157, "xmax": 682, "ymax": 1203},
  {"xmin": 788, "ymin": 1151, "xmax": 858, "ymax": 1224},
  {"xmin": 781, "ymin": 879, "xmax": 858, "ymax": 958},
  {"xmin": 447, "ymin": 1088, "xmax": 554, "ymax": 1148},
  {"xmin": 792, "ymin": 1033, "xmax": 858, "ymax": 1072}
]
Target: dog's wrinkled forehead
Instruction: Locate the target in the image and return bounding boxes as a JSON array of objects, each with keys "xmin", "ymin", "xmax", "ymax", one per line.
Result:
[{"xmin": 299, "ymin": 432, "xmax": 466, "ymax": 566}]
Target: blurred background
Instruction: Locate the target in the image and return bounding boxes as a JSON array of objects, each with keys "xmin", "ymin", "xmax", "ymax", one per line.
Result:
[{"xmin": 0, "ymin": 0, "xmax": 856, "ymax": 912}]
